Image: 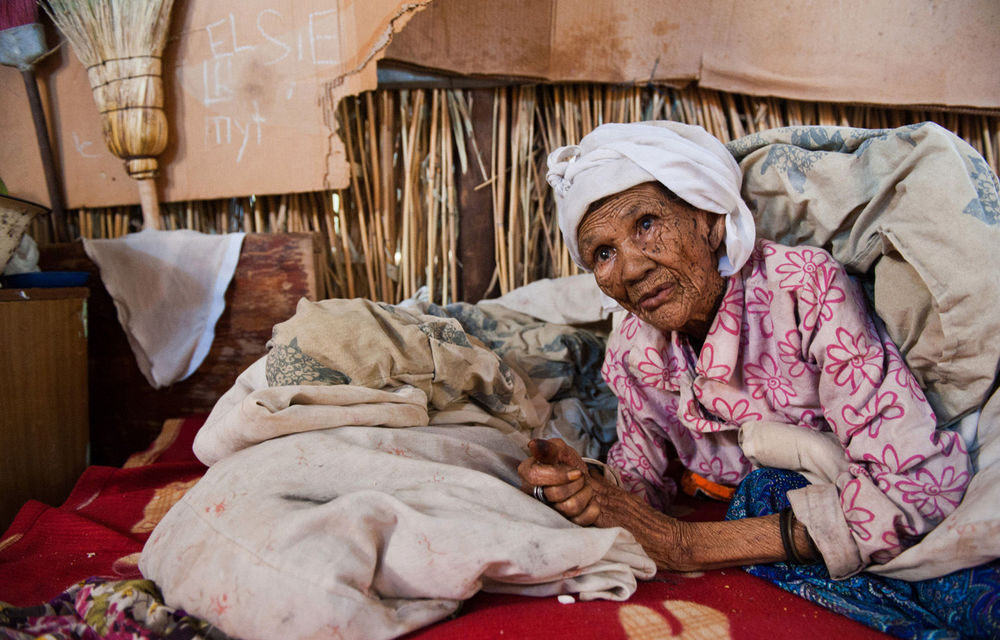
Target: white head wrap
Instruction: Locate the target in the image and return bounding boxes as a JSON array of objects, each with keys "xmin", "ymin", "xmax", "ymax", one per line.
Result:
[{"xmin": 546, "ymin": 121, "xmax": 755, "ymax": 276}]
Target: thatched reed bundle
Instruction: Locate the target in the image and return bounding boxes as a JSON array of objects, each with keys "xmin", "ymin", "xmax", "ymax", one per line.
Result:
[
  {"xmin": 44, "ymin": 0, "xmax": 177, "ymax": 230},
  {"xmin": 46, "ymin": 83, "xmax": 1000, "ymax": 304}
]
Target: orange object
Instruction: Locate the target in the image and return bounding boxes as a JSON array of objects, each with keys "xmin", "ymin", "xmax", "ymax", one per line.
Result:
[{"xmin": 681, "ymin": 469, "xmax": 736, "ymax": 501}]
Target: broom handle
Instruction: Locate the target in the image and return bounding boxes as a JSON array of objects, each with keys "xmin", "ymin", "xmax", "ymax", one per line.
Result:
[
  {"xmin": 136, "ymin": 177, "xmax": 161, "ymax": 230},
  {"xmin": 21, "ymin": 68, "xmax": 66, "ymax": 242}
]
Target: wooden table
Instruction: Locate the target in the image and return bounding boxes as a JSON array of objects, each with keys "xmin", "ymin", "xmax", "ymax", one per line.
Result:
[{"xmin": 0, "ymin": 287, "xmax": 89, "ymax": 531}]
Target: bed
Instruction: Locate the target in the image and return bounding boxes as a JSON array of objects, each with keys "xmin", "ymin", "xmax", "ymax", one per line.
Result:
[
  {"xmin": 3, "ymin": 123, "xmax": 999, "ymax": 640},
  {"xmin": 0, "ymin": 414, "xmax": 893, "ymax": 640}
]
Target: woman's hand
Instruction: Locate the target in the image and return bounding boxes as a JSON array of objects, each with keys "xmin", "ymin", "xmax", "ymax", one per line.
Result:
[
  {"xmin": 517, "ymin": 438, "xmax": 691, "ymax": 567},
  {"xmin": 517, "ymin": 438, "xmax": 604, "ymax": 525},
  {"xmin": 517, "ymin": 438, "xmax": 820, "ymax": 572}
]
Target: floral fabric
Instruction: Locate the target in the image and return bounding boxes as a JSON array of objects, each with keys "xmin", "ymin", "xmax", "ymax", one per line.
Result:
[
  {"xmin": 728, "ymin": 468, "xmax": 1000, "ymax": 640},
  {"xmin": 0, "ymin": 578, "xmax": 229, "ymax": 640},
  {"xmin": 603, "ymin": 239, "xmax": 972, "ymax": 569}
]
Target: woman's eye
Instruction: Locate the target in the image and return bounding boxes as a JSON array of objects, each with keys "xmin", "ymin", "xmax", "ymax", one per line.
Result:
[
  {"xmin": 594, "ymin": 246, "xmax": 613, "ymax": 263},
  {"xmin": 638, "ymin": 215, "xmax": 654, "ymax": 232}
]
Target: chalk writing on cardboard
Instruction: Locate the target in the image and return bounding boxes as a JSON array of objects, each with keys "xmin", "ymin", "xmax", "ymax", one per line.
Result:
[
  {"xmin": 73, "ymin": 131, "xmax": 100, "ymax": 159},
  {"xmin": 205, "ymin": 101, "xmax": 266, "ymax": 164},
  {"xmin": 200, "ymin": 8, "xmax": 341, "ymax": 95},
  {"xmin": 191, "ymin": 8, "xmax": 341, "ymax": 163}
]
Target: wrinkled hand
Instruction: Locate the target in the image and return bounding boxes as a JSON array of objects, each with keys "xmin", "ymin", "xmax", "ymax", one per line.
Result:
[
  {"xmin": 517, "ymin": 438, "xmax": 605, "ymax": 525},
  {"xmin": 517, "ymin": 441, "xmax": 799, "ymax": 573}
]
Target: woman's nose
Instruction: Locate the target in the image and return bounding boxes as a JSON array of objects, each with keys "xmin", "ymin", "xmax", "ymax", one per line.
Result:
[{"xmin": 620, "ymin": 242, "xmax": 655, "ymax": 283}]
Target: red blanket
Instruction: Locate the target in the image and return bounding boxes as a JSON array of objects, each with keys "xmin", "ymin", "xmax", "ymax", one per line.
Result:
[{"xmin": 0, "ymin": 416, "xmax": 889, "ymax": 639}]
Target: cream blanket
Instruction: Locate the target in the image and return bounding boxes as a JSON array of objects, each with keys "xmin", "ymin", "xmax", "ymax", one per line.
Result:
[{"xmin": 141, "ymin": 298, "xmax": 653, "ymax": 640}]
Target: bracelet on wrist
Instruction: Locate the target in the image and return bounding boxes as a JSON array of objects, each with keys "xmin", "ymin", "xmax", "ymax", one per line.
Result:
[{"xmin": 779, "ymin": 507, "xmax": 811, "ymax": 565}]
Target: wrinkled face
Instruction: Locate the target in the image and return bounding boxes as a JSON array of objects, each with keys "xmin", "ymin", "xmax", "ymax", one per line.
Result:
[{"xmin": 578, "ymin": 182, "xmax": 727, "ymax": 337}]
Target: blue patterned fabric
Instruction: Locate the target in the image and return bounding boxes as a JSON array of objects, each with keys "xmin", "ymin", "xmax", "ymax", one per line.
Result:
[{"xmin": 726, "ymin": 469, "xmax": 1000, "ymax": 639}]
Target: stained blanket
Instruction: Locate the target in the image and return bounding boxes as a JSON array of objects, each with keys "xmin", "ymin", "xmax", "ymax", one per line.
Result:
[
  {"xmin": 0, "ymin": 415, "xmax": 896, "ymax": 640},
  {"xmin": 140, "ymin": 297, "xmax": 653, "ymax": 640}
]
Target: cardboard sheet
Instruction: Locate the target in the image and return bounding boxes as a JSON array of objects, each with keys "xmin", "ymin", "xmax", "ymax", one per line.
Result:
[
  {"xmin": 1, "ymin": 0, "xmax": 997, "ymax": 209},
  {"xmin": 386, "ymin": 0, "xmax": 999, "ymax": 108},
  {"xmin": 385, "ymin": 0, "xmax": 708, "ymax": 85},
  {"xmin": 0, "ymin": 0, "xmax": 429, "ymax": 208},
  {"xmin": 697, "ymin": 0, "xmax": 1000, "ymax": 107}
]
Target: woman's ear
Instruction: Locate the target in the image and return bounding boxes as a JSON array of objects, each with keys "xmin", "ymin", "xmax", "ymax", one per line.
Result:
[{"xmin": 707, "ymin": 212, "xmax": 727, "ymax": 252}]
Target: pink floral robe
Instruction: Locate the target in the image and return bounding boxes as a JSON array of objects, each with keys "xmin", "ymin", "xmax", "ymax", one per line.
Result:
[{"xmin": 603, "ymin": 239, "xmax": 971, "ymax": 577}]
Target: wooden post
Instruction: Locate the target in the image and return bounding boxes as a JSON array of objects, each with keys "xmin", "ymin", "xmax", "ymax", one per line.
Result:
[{"xmin": 456, "ymin": 88, "xmax": 497, "ymax": 303}]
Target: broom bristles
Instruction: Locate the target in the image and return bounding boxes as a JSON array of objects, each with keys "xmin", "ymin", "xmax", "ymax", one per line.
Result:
[
  {"xmin": 44, "ymin": 0, "xmax": 177, "ymax": 228},
  {"xmin": 43, "ymin": 0, "xmax": 176, "ymax": 66}
]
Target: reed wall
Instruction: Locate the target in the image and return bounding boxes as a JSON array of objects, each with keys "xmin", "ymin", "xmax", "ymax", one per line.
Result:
[{"xmin": 36, "ymin": 84, "xmax": 1000, "ymax": 304}]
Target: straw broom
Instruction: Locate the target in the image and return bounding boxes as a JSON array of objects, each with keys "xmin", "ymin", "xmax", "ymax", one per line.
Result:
[{"xmin": 44, "ymin": 0, "xmax": 177, "ymax": 231}]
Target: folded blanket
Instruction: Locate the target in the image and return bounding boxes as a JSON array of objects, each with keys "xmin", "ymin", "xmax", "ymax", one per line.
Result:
[
  {"xmin": 83, "ymin": 230, "xmax": 245, "ymax": 388},
  {"xmin": 143, "ymin": 291, "xmax": 650, "ymax": 640},
  {"xmin": 142, "ymin": 424, "xmax": 655, "ymax": 640},
  {"xmin": 264, "ymin": 297, "xmax": 550, "ymax": 429}
]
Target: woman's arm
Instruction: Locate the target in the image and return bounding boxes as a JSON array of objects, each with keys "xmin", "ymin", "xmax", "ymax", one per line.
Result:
[{"xmin": 519, "ymin": 438, "xmax": 817, "ymax": 571}]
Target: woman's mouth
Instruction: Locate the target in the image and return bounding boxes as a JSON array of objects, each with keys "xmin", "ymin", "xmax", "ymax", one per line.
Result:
[{"xmin": 637, "ymin": 283, "xmax": 675, "ymax": 310}]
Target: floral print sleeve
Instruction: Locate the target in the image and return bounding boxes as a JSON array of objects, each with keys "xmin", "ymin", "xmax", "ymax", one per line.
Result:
[{"xmin": 775, "ymin": 244, "xmax": 972, "ymax": 570}]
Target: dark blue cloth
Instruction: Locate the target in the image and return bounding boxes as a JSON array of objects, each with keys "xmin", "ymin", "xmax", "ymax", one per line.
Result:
[{"xmin": 726, "ymin": 469, "xmax": 1000, "ymax": 639}]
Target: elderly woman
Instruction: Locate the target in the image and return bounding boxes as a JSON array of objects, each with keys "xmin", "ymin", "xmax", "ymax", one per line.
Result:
[{"xmin": 518, "ymin": 121, "xmax": 971, "ymax": 579}]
